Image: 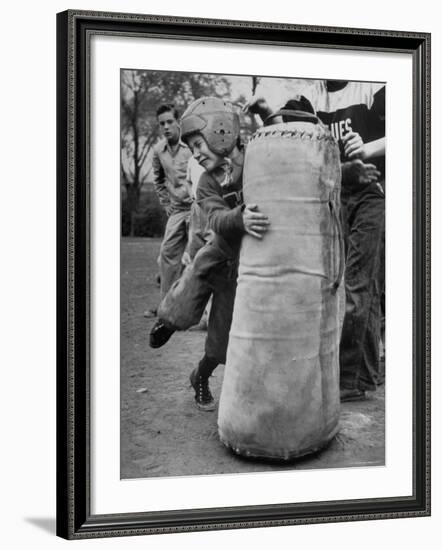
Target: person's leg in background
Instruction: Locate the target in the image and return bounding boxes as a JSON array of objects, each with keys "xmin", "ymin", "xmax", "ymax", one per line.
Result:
[
  {"xmin": 339, "ymin": 184, "xmax": 385, "ymax": 400},
  {"xmin": 159, "ymin": 210, "xmax": 190, "ymax": 300},
  {"xmin": 144, "ymin": 209, "xmax": 189, "ymax": 319},
  {"xmin": 377, "ymin": 195, "xmax": 386, "ymax": 386}
]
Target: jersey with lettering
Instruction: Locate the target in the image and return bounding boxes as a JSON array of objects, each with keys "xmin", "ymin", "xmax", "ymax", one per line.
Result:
[{"xmin": 306, "ymin": 81, "xmax": 385, "ymax": 179}]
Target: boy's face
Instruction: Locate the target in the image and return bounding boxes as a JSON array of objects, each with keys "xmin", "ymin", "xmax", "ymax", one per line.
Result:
[
  {"xmin": 157, "ymin": 110, "xmax": 180, "ymax": 144},
  {"xmin": 186, "ymin": 134, "xmax": 224, "ymax": 172}
]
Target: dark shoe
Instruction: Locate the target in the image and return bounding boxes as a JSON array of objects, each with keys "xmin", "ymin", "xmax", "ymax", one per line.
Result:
[
  {"xmin": 149, "ymin": 320, "xmax": 175, "ymax": 348},
  {"xmin": 144, "ymin": 308, "xmax": 157, "ymax": 319},
  {"xmin": 340, "ymin": 388, "xmax": 367, "ymax": 402},
  {"xmin": 189, "ymin": 368, "xmax": 215, "ymax": 411}
]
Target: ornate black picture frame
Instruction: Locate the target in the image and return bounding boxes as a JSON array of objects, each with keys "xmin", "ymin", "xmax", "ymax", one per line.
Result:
[{"xmin": 56, "ymin": 9, "xmax": 430, "ymax": 540}]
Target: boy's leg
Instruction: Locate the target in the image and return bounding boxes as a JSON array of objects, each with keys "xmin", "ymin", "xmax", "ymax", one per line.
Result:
[
  {"xmin": 158, "ymin": 263, "xmax": 212, "ymax": 329},
  {"xmin": 190, "ymin": 276, "xmax": 237, "ymax": 411},
  {"xmin": 189, "ymin": 355, "xmax": 219, "ymax": 411},
  {"xmin": 159, "ymin": 210, "xmax": 189, "ymax": 300},
  {"xmin": 150, "ymin": 265, "xmax": 211, "ymax": 347},
  {"xmin": 204, "ymin": 276, "xmax": 237, "ymax": 364},
  {"xmin": 150, "ymin": 243, "xmax": 216, "ymax": 348}
]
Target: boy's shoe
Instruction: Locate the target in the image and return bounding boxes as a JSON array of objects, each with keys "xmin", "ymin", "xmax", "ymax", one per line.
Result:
[
  {"xmin": 189, "ymin": 369, "xmax": 215, "ymax": 411},
  {"xmin": 149, "ymin": 320, "xmax": 175, "ymax": 348},
  {"xmin": 340, "ymin": 388, "xmax": 367, "ymax": 402}
]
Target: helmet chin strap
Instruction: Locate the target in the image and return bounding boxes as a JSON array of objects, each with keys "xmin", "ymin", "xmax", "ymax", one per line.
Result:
[
  {"xmin": 217, "ymin": 146, "xmax": 244, "ymax": 187},
  {"xmin": 219, "ymin": 157, "xmax": 234, "ymax": 187}
]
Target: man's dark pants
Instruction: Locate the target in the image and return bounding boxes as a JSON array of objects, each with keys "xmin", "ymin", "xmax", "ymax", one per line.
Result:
[{"xmin": 339, "ymin": 181, "xmax": 385, "ymax": 391}]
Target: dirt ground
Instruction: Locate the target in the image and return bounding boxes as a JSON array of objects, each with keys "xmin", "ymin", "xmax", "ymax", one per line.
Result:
[{"xmin": 121, "ymin": 237, "xmax": 385, "ymax": 479}]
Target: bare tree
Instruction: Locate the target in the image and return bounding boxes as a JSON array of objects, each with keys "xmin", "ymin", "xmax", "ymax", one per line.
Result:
[
  {"xmin": 121, "ymin": 69, "xmax": 232, "ymax": 236},
  {"xmin": 121, "ymin": 71, "xmax": 157, "ymax": 236}
]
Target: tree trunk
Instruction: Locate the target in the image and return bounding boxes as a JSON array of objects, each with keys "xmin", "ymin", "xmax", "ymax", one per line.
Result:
[
  {"xmin": 130, "ymin": 210, "xmax": 137, "ymax": 238},
  {"xmin": 125, "ymin": 184, "xmax": 140, "ymax": 237}
]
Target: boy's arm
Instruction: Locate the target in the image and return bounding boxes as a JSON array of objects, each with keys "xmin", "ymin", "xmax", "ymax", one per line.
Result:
[
  {"xmin": 196, "ymin": 175, "xmax": 245, "ymax": 239},
  {"xmin": 245, "ymin": 96, "xmax": 277, "ymax": 126},
  {"xmin": 343, "ymin": 85, "xmax": 385, "ymax": 161},
  {"xmin": 197, "ymin": 175, "xmax": 270, "ymax": 240},
  {"xmin": 152, "ymin": 149, "xmax": 171, "ymax": 213},
  {"xmin": 343, "ymin": 134, "xmax": 385, "ymax": 160},
  {"xmin": 361, "ymin": 137, "xmax": 385, "ymax": 159}
]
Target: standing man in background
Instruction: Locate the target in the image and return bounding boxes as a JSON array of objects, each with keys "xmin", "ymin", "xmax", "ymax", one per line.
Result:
[
  {"xmin": 144, "ymin": 104, "xmax": 192, "ymax": 317},
  {"xmin": 307, "ymin": 80, "xmax": 385, "ymax": 401},
  {"xmin": 247, "ymin": 80, "xmax": 385, "ymax": 402}
]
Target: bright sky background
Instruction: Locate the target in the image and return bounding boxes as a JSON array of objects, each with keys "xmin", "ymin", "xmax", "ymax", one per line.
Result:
[{"xmin": 227, "ymin": 74, "xmax": 314, "ymax": 111}]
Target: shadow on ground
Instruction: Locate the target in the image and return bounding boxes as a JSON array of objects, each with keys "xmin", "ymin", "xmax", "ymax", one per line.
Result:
[{"xmin": 25, "ymin": 518, "xmax": 56, "ymax": 534}]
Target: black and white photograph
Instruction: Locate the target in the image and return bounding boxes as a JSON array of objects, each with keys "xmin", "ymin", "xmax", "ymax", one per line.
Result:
[
  {"xmin": 120, "ymin": 70, "xmax": 386, "ymax": 479},
  {"xmin": 53, "ymin": 7, "xmax": 431, "ymax": 542},
  {"xmin": 1, "ymin": 0, "xmax": 437, "ymax": 546}
]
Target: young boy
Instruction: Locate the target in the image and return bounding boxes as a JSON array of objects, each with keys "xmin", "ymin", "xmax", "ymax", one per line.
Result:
[
  {"xmin": 150, "ymin": 105, "xmax": 192, "ymax": 299},
  {"xmin": 150, "ymin": 97, "xmax": 270, "ymax": 410}
]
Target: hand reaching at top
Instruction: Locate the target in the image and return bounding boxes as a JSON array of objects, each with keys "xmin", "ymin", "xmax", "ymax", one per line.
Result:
[{"xmin": 243, "ymin": 96, "xmax": 273, "ymax": 120}]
